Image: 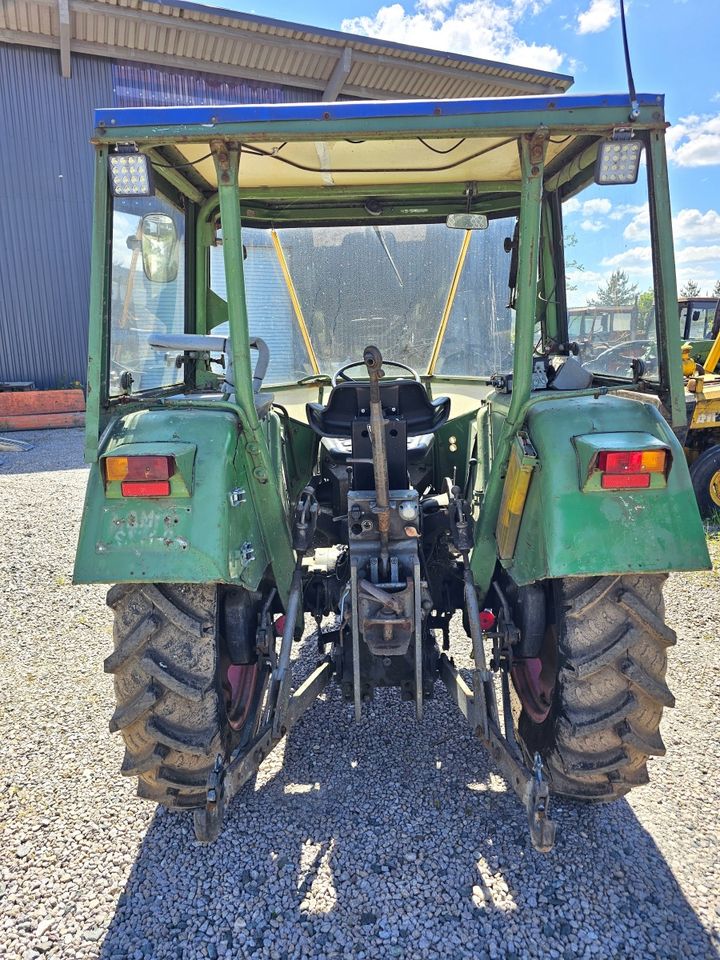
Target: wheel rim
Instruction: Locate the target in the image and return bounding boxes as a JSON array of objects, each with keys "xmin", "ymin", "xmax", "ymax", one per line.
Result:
[
  {"xmin": 225, "ymin": 663, "xmax": 260, "ymax": 731},
  {"xmin": 511, "ymin": 615, "xmax": 558, "ymax": 726},
  {"xmin": 709, "ymin": 468, "xmax": 720, "ymax": 507},
  {"xmin": 511, "ymin": 657, "xmax": 554, "ymax": 724}
]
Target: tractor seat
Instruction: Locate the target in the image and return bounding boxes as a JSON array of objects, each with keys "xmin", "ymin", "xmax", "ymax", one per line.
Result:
[
  {"xmin": 306, "ymin": 379, "xmax": 451, "ymax": 439},
  {"xmin": 320, "ymin": 432, "xmax": 435, "ymax": 465}
]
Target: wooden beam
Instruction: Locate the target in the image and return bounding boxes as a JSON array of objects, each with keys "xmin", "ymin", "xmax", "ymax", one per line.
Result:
[
  {"xmin": 322, "ymin": 46, "xmax": 352, "ymax": 101},
  {"xmin": 57, "ymin": 0, "xmax": 71, "ymax": 78}
]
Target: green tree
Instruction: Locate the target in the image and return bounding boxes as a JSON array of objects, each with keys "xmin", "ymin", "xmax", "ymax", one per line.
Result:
[
  {"xmin": 563, "ymin": 232, "xmax": 584, "ymax": 292},
  {"xmin": 590, "ymin": 269, "xmax": 638, "ymax": 306},
  {"xmin": 680, "ymin": 279, "xmax": 701, "ymax": 298},
  {"xmin": 636, "ymin": 288, "xmax": 655, "ymax": 334},
  {"xmin": 713, "ymin": 280, "xmax": 720, "ymax": 298},
  {"xmin": 637, "ymin": 288, "xmax": 654, "ymax": 316}
]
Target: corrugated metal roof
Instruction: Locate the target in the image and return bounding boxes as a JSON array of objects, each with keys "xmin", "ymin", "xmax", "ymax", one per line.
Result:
[{"xmin": 1, "ymin": 0, "xmax": 573, "ymax": 99}]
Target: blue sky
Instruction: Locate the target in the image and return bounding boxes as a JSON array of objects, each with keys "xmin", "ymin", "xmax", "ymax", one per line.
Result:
[{"xmin": 190, "ymin": 0, "xmax": 720, "ymax": 298}]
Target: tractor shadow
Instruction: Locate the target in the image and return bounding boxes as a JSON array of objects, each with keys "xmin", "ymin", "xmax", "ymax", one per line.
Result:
[{"xmin": 100, "ymin": 637, "xmax": 720, "ymax": 960}]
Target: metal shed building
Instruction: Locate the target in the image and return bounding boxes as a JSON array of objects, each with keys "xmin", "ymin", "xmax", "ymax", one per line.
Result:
[{"xmin": 0, "ymin": 0, "xmax": 572, "ymax": 389}]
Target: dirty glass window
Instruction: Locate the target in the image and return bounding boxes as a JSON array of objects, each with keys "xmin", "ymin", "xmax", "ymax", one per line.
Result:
[
  {"xmin": 210, "ymin": 223, "xmax": 472, "ymax": 382},
  {"xmin": 279, "ymin": 224, "xmax": 464, "ymax": 375},
  {"xmin": 563, "ymin": 179, "xmax": 659, "ymax": 380},
  {"xmin": 686, "ymin": 301, "xmax": 720, "ymax": 341},
  {"xmin": 109, "ymin": 195, "xmax": 185, "ymax": 396},
  {"xmin": 434, "ymin": 217, "xmax": 516, "ymax": 376},
  {"xmin": 210, "ymin": 227, "xmax": 312, "ymax": 385}
]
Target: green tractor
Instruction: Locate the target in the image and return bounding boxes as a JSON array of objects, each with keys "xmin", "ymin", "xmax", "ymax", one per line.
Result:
[{"xmin": 75, "ymin": 93, "xmax": 710, "ymax": 850}]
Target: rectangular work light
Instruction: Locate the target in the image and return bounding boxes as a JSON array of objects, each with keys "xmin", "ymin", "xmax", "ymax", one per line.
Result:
[
  {"xmin": 109, "ymin": 146, "xmax": 153, "ymax": 197},
  {"xmin": 594, "ymin": 131, "xmax": 644, "ymax": 185}
]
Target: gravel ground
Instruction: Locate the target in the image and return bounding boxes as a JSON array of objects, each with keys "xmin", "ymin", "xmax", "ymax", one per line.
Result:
[{"xmin": 1, "ymin": 427, "xmax": 719, "ymax": 960}]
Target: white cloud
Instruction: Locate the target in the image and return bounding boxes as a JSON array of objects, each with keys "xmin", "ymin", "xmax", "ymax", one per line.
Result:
[
  {"xmin": 582, "ymin": 198, "xmax": 612, "ymax": 216},
  {"xmin": 608, "ymin": 203, "xmax": 645, "ymax": 221},
  {"xmin": 602, "ymin": 245, "xmax": 652, "ymax": 269},
  {"xmin": 581, "ymin": 218, "xmax": 606, "ymax": 232},
  {"xmin": 564, "ymin": 197, "xmax": 614, "ymax": 220},
  {"xmin": 674, "ymin": 244, "xmax": 720, "ymax": 265},
  {"xmin": 621, "ymin": 207, "xmax": 720, "ymax": 246},
  {"xmin": 666, "ymin": 113, "xmax": 720, "ymax": 167},
  {"xmin": 576, "ymin": 0, "xmax": 618, "ymax": 35},
  {"xmin": 341, "ymin": 0, "xmax": 565, "ymax": 72},
  {"xmin": 623, "ymin": 208, "xmax": 650, "ymax": 241},
  {"xmin": 673, "ymin": 208, "xmax": 720, "ymax": 244}
]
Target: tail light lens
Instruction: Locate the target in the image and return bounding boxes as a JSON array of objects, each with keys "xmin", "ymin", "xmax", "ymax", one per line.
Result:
[
  {"xmin": 104, "ymin": 455, "xmax": 175, "ymax": 497},
  {"xmin": 597, "ymin": 450, "xmax": 667, "ymax": 475},
  {"xmin": 120, "ymin": 480, "xmax": 171, "ymax": 497},
  {"xmin": 596, "ymin": 449, "xmax": 668, "ymax": 490}
]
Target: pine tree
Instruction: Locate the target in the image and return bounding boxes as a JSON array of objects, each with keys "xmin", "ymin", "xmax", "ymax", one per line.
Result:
[
  {"xmin": 590, "ymin": 270, "xmax": 638, "ymax": 306},
  {"xmin": 680, "ymin": 279, "xmax": 701, "ymax": 298}
]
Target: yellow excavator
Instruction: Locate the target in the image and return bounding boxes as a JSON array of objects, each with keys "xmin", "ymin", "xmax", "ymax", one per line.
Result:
[{"xmin": 682, "ymin": 330, "xmax": 720, "ymax": 516}]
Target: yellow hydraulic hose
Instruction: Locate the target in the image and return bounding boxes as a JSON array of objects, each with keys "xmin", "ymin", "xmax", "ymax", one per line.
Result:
[
  {"xmin": 426, "ymin": 229, "xmax": 473, "ymax": 376},
  {"xmin": 271, "ymin": 229, "xmax": 320, "ymax": 375}
]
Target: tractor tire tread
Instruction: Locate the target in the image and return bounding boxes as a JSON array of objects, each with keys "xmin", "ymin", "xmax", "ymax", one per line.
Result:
[
  {"xmin": 520, "ymin": 574, "xmax": 674, "ymax": 802},
  {"xmin": 106, "ymin": 583, "xmax": 225, "ymax": 811},
  {"xmin": 108, "ymin": 682, "xmax": 161, "ymax": 732},
  {"xmin": 103, "ymin": 612, "xmax": 161, "ymax": 674},
  {"xmin": 140, "ymin": 650, "xmax": 210, "ymax": 702},
  {"xmin": 120, "ymin": 744, "xmax": 169, "ymax": 777}
]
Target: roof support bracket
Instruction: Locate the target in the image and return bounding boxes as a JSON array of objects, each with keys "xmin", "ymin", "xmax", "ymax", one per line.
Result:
[
  {"xmin": 57, "ymin": 0, "xmax": 71, "ymax": 78},
  {"xmin": 323, "ymin": 47, "xmax": 352, "ymax": 102}
]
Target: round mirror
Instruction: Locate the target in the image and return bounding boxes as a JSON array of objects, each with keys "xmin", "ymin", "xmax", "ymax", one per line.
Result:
[{"xmin": 141, "ymin": 213, "xmax": 179, "ymax": 283}]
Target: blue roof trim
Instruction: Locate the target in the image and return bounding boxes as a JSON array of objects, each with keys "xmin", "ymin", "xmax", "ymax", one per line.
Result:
[{"xmin": 95, "ymin": 92, "xmax": 663, "ymax": 131}]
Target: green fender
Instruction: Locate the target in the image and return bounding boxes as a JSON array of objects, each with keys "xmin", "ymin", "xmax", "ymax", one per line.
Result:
[
  {"xmin": 73, "ymin": 407, "xmax": 288, "ymax": 588},
  {"xmin": 505, "ymin": 394, "xmax": 711, "ymax": 583}
]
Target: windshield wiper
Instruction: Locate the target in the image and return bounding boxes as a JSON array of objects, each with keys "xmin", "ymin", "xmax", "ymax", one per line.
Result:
[{"xmin": 373, "ymin": 225, "xmax": 403, "ymax": 288}]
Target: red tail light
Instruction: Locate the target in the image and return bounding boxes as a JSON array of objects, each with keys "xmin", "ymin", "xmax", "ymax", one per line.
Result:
[
  {"xmin": 104, "ymin": 455, "xmax": 175, "ymax": 497},
  {"xmin": 597, "ymin": 450, "xmax": 667, "ymax": 474},
  {"xmin": 601, "ymin": 473, "xmax": 651, "ymax": 490},
  {"xmin": 595, "ymin": 448, "xmax": 668, "ymax": 490},
  {"xmin": 120, "ymin": 480, "xmax": 172, "ymax": 497}
]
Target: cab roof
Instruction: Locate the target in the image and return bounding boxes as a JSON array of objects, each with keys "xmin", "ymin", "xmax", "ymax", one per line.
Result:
[{"xmin": 96, "ymin": 92, "xmax": 666, "ymax": 194}]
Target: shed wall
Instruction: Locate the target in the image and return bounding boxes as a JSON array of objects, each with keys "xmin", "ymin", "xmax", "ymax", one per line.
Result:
[
  {"xmin": 0, "ymin": 45, "xmax": 323, "ymax": 389},
  {"xmin": 0, "ymin": 45, "xmax": 114, "ymax": 389}
]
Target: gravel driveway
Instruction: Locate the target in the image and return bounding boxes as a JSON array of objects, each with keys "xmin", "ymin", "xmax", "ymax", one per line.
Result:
[{"xmin": 1, "ymin": 428, "xmax": 719, "ymax": 960}]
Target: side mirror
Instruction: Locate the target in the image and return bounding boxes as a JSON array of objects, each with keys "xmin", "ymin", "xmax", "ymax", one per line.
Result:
[
  {"xmin": 141, "ymin": 213, "xmax": 179, "ymax": 283},
  {"xmin": 446, "ymin": 213, "xmax": 488, "ymax": 230}
]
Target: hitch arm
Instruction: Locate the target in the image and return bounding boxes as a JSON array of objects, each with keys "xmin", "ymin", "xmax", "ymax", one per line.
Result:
[
  {"xmin": 194, "ymin": 657, "xmax": 333, "ymax": 843},
  {"xmin": 439, "ymin": 654, "xmax": 556, "ymax": 853}
]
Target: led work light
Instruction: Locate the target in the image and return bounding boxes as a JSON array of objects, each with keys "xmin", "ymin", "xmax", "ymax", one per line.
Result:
[
  {"xmin": 594, "ymin": 130, "xmax": 644, "ymax": 185},
  {"xmin": 109, "ymin": 146, "xmax": 153, "ymax": 197}
]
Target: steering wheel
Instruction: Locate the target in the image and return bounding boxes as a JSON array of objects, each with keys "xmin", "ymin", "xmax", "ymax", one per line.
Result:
[{"xmin": 331, "ymin": 358, "xmax": 420, "ymax": 387}]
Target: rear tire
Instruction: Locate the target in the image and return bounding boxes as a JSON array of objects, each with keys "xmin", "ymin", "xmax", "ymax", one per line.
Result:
[
  {"xmin": 105, "ymin": 583, "xmax": 241, "ymax": 810},
  {"xmin": 689, "ymin": 445, "xmax": 720, "ymax": 518},
  {"xmin": 516, "ymin": 575, "xmax": 676, "ymax": 801}
]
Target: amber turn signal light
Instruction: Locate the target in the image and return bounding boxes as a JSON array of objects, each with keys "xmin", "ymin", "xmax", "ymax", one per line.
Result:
[{"xmin": 104, "ymin": 455, "xmax": 175, "ymax": 483}]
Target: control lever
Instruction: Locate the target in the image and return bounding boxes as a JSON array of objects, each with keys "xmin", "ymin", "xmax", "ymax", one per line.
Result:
[{"xmin": 363, "ymin": 345, "xmax": 391, "ymax": 574}]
